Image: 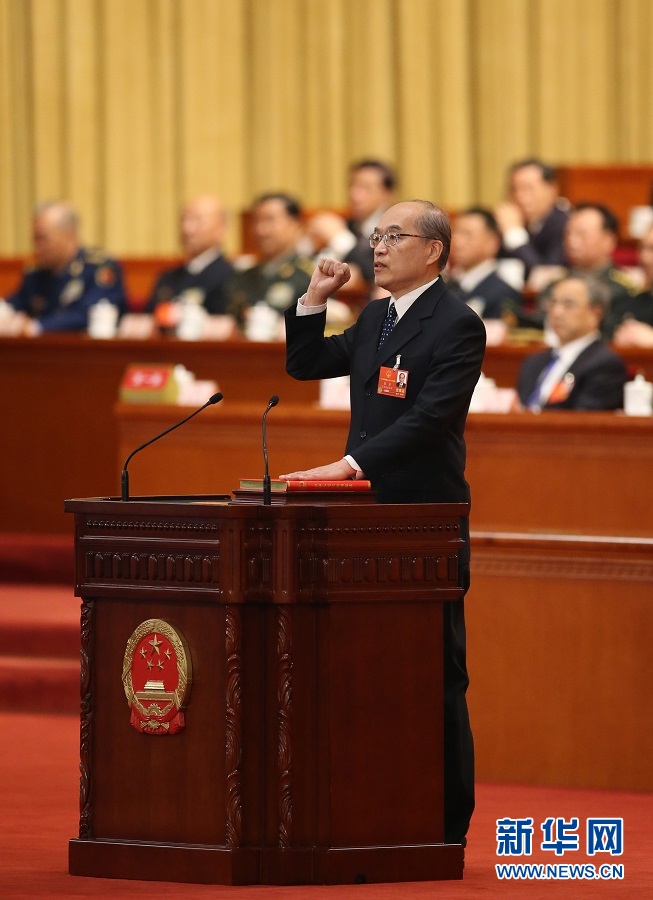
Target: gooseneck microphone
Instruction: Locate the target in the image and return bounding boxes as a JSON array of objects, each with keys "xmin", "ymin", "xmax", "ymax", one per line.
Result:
[
  {"xmin": 120, "ymin": 391, "xmax": 223, "ymax": 501},
  {"xmin": 262, "ymin": 394, "xmax": 280, "ymax": 505}
]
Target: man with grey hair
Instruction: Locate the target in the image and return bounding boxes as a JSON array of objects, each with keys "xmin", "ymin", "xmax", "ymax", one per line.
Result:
[
  {"xmin": 280, "ymin": 199, "xmax": 487, "ymax": 846},
  {"xmin": 5, "ymin": 200, "xmax": 125, "ymax": 334},
  {"xmin": 516, "ymin": 274, "xmax": 627, "ymax": 410}
]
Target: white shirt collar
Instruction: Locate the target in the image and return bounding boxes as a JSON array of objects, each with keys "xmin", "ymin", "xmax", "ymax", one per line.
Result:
[
  {"xmin": 359, "ymin": 207, "xmax": 388, "ymax": 239},
  {"xmin": 555, "ymin": 330, "xmax": 600, "ymax": 368},
  {"xmin": 537, "ymin": 331, "xmax": 600, "ymax": 406},
  {"xmin": 389, "ymin": 275, "xmax": 440, "ymax": 320},
  {"xmin": 456, "ymin": 259, "xmax": 497, "ymax": 293},
  {"xmin": 186, "ymin": 247, "xmax": 221, "ymax": 275}
]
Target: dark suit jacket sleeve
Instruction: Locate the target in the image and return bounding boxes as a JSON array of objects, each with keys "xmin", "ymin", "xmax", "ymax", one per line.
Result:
[
  {"xmin": 7, "ymin": 274, "xmax": 32, "ymax": 311},
  {"xmin": 285, "ymin": 306, "xmax": 357, "ymax": 380},
  {"xmin": 503, "ymin": 206, "xmax": 568, "ymax": 270},
  {"xmin": 567, "ymin": 353, "xmax": 628, "ymax": 410}
]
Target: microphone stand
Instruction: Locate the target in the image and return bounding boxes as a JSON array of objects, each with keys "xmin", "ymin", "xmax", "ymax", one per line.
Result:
[
  {"xmin": 262, "ymin": 395, "xmax": 279, "ymax": 505},
  {"xmin": 120, "ymin": 391, "xmax": 223, "ymax": 501}
]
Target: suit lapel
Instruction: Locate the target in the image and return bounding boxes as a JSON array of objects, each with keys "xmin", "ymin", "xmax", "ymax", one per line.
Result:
[
  {"xmin": 365, "ymin": 280, "xmax": 448, "ymax": 380},
  {"xmin": 544, "ymin": 340, "xmax": 600, "ymax": 406}
]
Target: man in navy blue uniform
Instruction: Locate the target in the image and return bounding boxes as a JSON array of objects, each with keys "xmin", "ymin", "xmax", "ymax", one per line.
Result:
[
  {"xmin": 281, "ymin": 200, "xmax": 486, "ymax": 845},
  {"xmin": 5, "ymin": 200, "xmax": 125, "ymax": 335},
  {"xmin": 146, "ymin": 195, "xmax": 234, "ymax": 316}
]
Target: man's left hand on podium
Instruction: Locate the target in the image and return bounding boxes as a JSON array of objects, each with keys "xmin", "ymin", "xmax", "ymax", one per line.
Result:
[{"xmin": 279, "ymin": 457, "xmax": 359, "ymax": 481}]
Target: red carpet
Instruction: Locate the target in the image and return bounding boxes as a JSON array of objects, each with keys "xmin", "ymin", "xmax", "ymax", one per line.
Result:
[
  {"xmin": 0, "ymin": 533, "xmax": 74, "ymax": 584},
  {"xmin": 1, "ymin": 538, "xmax": 651, "ymax": 896},
  {"xmin": 1, "ymin": 712, "xmax": 651, "ymax": 898},
  {"xmin": 0, "ymin": 584, "xmax": 79, "ymax": 714}
]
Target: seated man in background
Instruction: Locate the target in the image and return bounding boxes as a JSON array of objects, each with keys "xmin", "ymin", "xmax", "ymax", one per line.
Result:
[
  {"xmin": 447, "ymin": 207, "xmax": 524, "ymax": 319},
  {"xmin": 613, "ymin": 222, "xmax": 653, "ymax": 347},
  {"xmin": 559, "ymin": 203, "xmax": 639, "ymax": 339},
  {"xmin": 347, "ymin": 158, "xmax": 397, "ymax": 238},
  {"xmin": 345, "ymin": 158, "xmax": 397, "ymax": 284},
  {"xmin": 1, "ymin": 200, "xmax": 125, "ymax": 335},
  {"xmin": 303, "ymin": 210, "xmax": 372, "ymax": 293},
  {"xmin": 225, "ymin": 193, "xmax": 313, "ymax": 330},
  {"xmin": 302, "ymin": 159, "xmax": 397, "ymax": 287},
  {"xmin": 495, "ymin": 157, "xmax": 570, "ymax": 281},
  {"xmin": 146, "ymin": 195, "xmax": 234, "ymax": 316},
  {"xmin": 516, "ymin": 275, "xmax": 627, "ymax": 411}
]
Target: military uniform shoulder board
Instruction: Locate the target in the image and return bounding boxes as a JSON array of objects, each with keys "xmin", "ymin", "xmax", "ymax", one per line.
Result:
[
  {"xmin": 610, "ymin": 269, "xmax": 638, "ymax": 294},
  {"xmin": 85, "ymin": 246, "xmax": 110, "ymax": 265},
  {"xmin": 95, "ymin": 263, "xmax": 118, "ymax": 288},
  {"xmin": 298, "ymin": 257, "xmax": 315, "ymax": 276}
]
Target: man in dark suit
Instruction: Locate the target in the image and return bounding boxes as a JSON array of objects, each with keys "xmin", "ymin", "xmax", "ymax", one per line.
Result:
[
  {"xmin": 448, "ymin": 207, "xmax": 524, "ymax": 319},
  {"xmin": 516, "ymin": 274, "xmax": 627, "ymax": 411},
  {"xmin": 281, "ymin": 200, "xmax": 486, "ymax": 845},
  {"xmin": 495, "ymin": 158, "xmax": 570, "ymax": 278}
]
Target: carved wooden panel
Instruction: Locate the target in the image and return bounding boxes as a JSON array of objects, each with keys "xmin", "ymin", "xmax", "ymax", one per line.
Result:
[
  {"xmin": 78, "ymin": 598, "xmax": 94, "ymax": 839},
  {"xmin": 225, "ymin": 605, "xmax": 242, "ymax": 849}
]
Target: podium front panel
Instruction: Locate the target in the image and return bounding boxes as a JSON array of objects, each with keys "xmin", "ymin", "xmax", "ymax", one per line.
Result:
[{"xmin": 66, "ymin": 497, "xmax": 467, "ymax": 885}]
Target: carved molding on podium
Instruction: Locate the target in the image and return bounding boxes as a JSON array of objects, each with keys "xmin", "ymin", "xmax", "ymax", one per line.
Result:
[
  {"xmin": 79, "ymin": 598, "xmax": 94, "ymax": 839},
  {"xmin": 318, "ymin": 553, "xmax": 458, "ymax": 585},
  {"xmin": 85, "ymin": 518, "xmax": 221, "ymax": 533},
  {"xmin": 84, "ymin": 551, "xmax": 221, "ymax": 585},
  {"xmin": 225, "ymin": 606, "xmax": 243, "ymax": 849},
  {"xmin": 277, "ymin": 606, "xmax": 293, "ymax": 849}
]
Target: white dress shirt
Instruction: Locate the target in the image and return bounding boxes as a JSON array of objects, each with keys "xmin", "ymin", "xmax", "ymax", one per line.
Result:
[{"xmin": 536, "ymin": 330, "xmax": 600, "ymax": 406}]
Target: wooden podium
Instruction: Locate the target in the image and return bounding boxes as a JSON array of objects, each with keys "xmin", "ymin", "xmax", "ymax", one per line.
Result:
[{"xmin": 65, "ymin": 495, "xmax": 468, "ymax": 885}]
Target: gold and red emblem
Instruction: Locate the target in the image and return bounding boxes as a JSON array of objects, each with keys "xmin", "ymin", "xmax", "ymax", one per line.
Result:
[{"xmin": 122, "ymin": 619, "xmax": 192, "ymax": 735}]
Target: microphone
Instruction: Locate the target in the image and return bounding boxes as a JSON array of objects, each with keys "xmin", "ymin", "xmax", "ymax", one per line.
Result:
[
  {"xmin": 120, "ymin": 391, "xmax": 223, "ymax": 501},
  {"xmin": 262, "ymin": 394, "xmax": 280, "ymax": 505}
]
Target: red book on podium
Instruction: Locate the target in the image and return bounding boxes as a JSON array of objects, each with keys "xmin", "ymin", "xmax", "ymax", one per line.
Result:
[{"xmin": 232, "ymin": 478, "xmax": 375, "ymax": 505}]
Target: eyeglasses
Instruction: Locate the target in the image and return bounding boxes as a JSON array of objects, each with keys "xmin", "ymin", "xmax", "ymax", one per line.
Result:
[
  {"xmin": 369, "ymin": 231, "xmax": 430, "ymax": 248},
  {"xmin": 543, "ymin": 297, "xmax": 588, "ymax": 312}
]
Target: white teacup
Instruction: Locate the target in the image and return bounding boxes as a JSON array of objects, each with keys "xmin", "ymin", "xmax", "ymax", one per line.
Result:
[
  {"xmin": 88, "ymin": 300, "xmax": 119, "ymax": 339},
  {"xmin": 176, "ymin": 303, "xmax": 208, "ymax": 341}
]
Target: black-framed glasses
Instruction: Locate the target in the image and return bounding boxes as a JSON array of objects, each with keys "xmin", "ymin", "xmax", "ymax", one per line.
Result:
[{"xmin": 369, "ymin": 231, "xmax": 430, "ymax": 248}]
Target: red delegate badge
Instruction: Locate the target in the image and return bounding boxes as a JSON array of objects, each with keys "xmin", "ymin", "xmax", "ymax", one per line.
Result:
[{"xmin": 377, "ymin": 366, "xmax": 409, "ymax": 398}]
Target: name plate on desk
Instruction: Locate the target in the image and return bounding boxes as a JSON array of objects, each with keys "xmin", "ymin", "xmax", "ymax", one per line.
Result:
[{"xmin": 120, "ymin": 363, "xmax": 179, "ymax": 404}]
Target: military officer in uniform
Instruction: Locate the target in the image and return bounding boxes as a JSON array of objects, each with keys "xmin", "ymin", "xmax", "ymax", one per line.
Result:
[
  {"xmin": 4, "ymin": 200, "xmax": 126, "ymax": 335},
  {"xmin": 544, "ymin": 203, "xmax": 638, "ymax": 339},
  {"xmin": 225, "ymin": 193, "xmax": 313, "ymax": 331},
  {"xmin": 146, "ymin": 194, "xmax": 234, "ymax": 316}
]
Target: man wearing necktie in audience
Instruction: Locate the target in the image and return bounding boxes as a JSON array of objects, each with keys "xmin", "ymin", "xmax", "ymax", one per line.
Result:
[
  {"xmin": 516, "ymin": 275, "xmax": 627, "ymax": 411},
  {"xmin": 281, "ymin": 199, "xmax": 486, "ymax": 846}
]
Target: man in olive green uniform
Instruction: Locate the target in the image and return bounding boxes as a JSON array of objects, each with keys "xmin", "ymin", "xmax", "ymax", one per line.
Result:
[
  {"xmin": 225, "ymin": 193, "xmax": 313, "ymax": 330},
  {"xmin": 543, "ymin": 203, "xmax": 638, "ymax": 339}
]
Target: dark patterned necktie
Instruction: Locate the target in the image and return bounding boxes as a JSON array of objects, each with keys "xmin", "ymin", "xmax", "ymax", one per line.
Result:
[
  {"xmin": 377, "ymin": 301, "xmax": 397, "ymax": 349},
  {"xmin": 526, "ymin": 351, "xmax": 559, "ymax": 409}
]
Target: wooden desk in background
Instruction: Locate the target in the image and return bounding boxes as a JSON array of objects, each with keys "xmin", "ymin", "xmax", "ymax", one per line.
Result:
[
  {"xmin": 115, "ymin": 406, "xmax": 653, "ymax": 537},
  {"xmin": 0, "ymin": 336, "xmax": 317, "ymax": 533},
  {"xmin": 114, "ymin": 404, "xmax": 653, "ymax": 793},
  {"xmin": 2, "ymin": 334, "xmax": 653, "ymax": 534}
]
